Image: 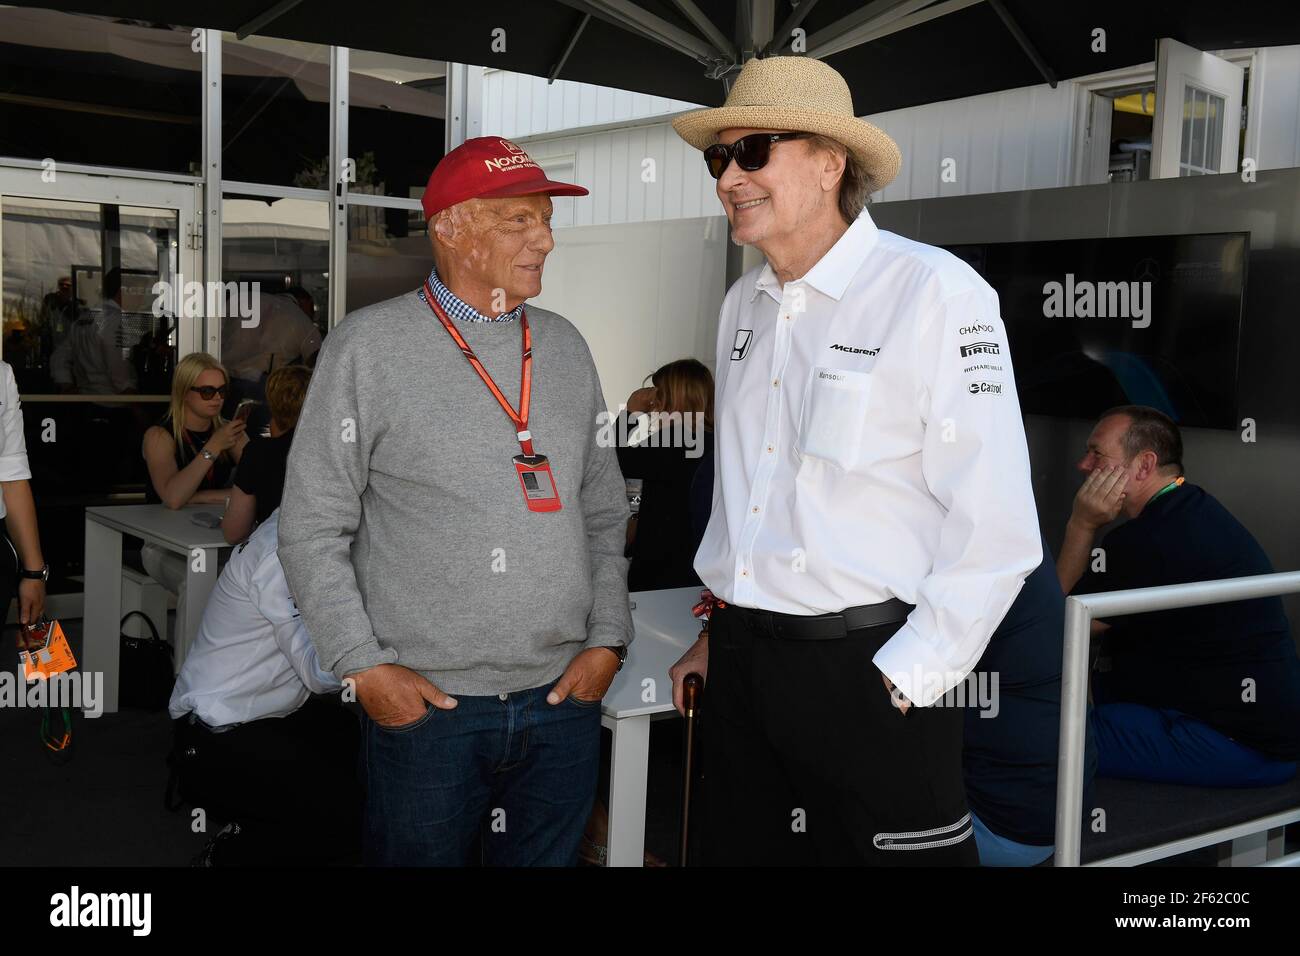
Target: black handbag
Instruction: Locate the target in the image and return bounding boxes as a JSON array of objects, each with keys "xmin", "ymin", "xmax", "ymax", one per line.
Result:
[{"xmin": 119, "ymin": 610, "xmax": 175, "ymax": 711}]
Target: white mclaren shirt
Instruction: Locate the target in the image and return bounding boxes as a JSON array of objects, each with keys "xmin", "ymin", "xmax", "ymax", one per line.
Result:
[
  {"xmin": 694, "ymin": 209, "xmax": 1042, "ymax": 707},
  {"xmin": 169, "ymin": 510, "xmax": 340, "ymax": 726}
]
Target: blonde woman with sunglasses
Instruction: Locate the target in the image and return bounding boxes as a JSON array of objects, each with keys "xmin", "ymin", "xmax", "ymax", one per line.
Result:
[{"xmin": 140, "ymin": 353, "xmax": 247, "ymax": 663}]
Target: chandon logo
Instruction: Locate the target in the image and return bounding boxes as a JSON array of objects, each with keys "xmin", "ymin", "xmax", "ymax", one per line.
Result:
[{"xmin": 829, "ymin": 343, "xmax": 880, "ymax": 355}]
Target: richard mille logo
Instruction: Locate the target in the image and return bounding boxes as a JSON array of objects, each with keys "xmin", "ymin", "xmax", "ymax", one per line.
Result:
[{"xmin": 829, "ymin": 343, "xmax": 880, "ymax": 356}]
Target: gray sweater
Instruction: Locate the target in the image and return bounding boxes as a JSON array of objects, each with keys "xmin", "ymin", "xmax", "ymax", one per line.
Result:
[{"xmin": 278, "ymin": 291, "xmax": 633, "ymax": 696}]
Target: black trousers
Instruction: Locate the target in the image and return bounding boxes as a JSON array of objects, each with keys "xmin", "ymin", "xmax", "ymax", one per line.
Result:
[
  {"xmin": 174, "ymin": 696, "xmax": 362, "ymax": 865},
  {"xmin": 700, "ymin": 604, "xmax": 978, "ymax": 866}
]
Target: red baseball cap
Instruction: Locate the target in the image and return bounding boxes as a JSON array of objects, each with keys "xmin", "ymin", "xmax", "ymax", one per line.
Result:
[{"xmin": 421, "ymin": 136, "xmax": 589, "ymax": 220}]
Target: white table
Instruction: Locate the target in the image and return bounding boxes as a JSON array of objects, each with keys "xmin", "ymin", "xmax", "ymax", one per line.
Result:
[
  {"xmin": 82, "ymin": 504, "xmax": 232, "ymax": 714},
  {"xmin": 601, "ymin": 586, "xmax": 704, "ymax": 867}
]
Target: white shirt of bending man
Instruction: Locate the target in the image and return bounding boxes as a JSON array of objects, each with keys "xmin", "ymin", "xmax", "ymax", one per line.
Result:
[
  {"xmin": 691, "ymin": 129, "xmax": 1042, "ymax": 709},
  {"xmin": 169, "ymin": 509, "xmax": 340, "ymax": 728}
]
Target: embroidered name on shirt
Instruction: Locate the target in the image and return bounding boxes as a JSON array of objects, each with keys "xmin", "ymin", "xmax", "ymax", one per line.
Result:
[
  {"xmin": 829, "ymin": 343, "xmax": 880, "ymax": 355},
  {"xmin": 959, "ymin": 341, "xmax": 1001, "ymax": 357}
]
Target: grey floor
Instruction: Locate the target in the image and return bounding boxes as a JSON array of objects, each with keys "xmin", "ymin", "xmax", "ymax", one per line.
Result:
[
  {"xmin": 0, "ymin": 616, "xmax": 688, "ymax": 866},
  {"xmin": 4, "ymin": 617, "xmax": 1274, "ymax": 868}
]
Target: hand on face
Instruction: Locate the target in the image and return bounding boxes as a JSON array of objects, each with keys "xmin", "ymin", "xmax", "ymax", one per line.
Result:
[
  {"xmin": 625, "ymin": 386, "xmax": 657, "ymax": 414},
  {"xmin": 1071, "ymin": 465, "xmax": 1129, "ymax": 530}
]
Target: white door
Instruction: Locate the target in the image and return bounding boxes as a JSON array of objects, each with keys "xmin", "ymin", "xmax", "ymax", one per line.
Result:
[
  {"xmin": 0, "ymin": 168, "xmax": 201, "ymax": 391},
  {"xmin": 0, "ymin": 167, "xmax": 202, "ymax": 512},
  {"xmin": 1151, "ymin": 37, "xmax": 1243, "ymax": 178}
]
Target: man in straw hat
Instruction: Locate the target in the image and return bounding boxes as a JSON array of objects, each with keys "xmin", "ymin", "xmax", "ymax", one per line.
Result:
[
  {"xmin": 668, "ymin": 56, "xmax": 1042, "ymax": 865},
  {"xmin": 279, "ymin": 137, "xmax": 632, "ymax": 865}
]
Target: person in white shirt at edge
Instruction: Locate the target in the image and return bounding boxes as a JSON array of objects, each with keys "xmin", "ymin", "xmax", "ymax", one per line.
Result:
[
  {"xmin": 169, "ymin": 509, "xmax": 360, "ymax": 865},
  {"xmin": 0, "ymin": 360, "xmax": 49, "ymax": 650},
  {"xmin": 667, "ymin": 56, "xmax": 1042, "ymax": 866}
]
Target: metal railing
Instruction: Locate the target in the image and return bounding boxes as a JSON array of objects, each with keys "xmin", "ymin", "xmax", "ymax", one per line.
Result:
[{"xmin": 1054, "ymin": 569, "xmax": 1300, "ymax": 866}]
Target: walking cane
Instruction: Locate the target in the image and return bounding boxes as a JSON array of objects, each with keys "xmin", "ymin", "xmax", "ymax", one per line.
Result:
[{"xmin": 678, "ymin": 672, "xmax": 703, "ymax": 867}]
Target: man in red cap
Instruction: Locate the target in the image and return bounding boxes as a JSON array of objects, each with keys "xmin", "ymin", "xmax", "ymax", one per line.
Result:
[{"xmin": 279, "ymin": 137, "xmax": 633, "ymax": 866}]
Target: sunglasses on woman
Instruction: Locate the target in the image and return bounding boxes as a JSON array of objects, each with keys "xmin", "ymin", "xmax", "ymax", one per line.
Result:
[
  {"xmin": 703, "ymin": 132, "xmax": 810, "ymax": 180},
  {"xmin": 190, "ymin": 385, "xmax": 228, "ymax": 400}
]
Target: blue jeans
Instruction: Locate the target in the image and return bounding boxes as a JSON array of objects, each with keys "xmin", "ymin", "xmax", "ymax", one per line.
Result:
[
  {"xmin": 1090, "ymin": 702, "xmax": 1298, "ymax": 788},
  {"xmin": 359, "ymin": 683, "xmax": 601, "ymax": 866},
  {"xmin": 970, "ymin": 811, "xmax": 1054, "ymax": 867}
]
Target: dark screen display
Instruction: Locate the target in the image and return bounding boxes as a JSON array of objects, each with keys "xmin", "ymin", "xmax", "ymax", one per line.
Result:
[{"xmin": 943, "ymin": 232, "xmax": 1247, "ymax": 429}]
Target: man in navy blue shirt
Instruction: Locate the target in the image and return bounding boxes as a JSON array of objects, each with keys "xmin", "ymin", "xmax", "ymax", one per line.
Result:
[
  {"xmin": 1059, "ymin": 406, "xmax": 1300, "ymax": 787},
  {"xmin": 964, "ymin": 538, "xmax": 1098, "ymax": 865}
]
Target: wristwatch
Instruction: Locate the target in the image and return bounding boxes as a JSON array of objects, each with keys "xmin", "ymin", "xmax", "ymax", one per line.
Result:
[
  {"xmin": 19, "ymin": 564, "xmax": 49, "ymax": 582},
  {"xmin": 600, "ymin": 644, "xmax": 629, "ymax": 672},
  {"xmin": 200, "ymin": 449, "xmax": 216, "ymax": 462}
]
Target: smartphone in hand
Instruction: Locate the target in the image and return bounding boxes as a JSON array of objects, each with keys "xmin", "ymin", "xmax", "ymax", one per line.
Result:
[{"xmin": 233, "ymin": 399, "xmax": 258, "ymax": 423}]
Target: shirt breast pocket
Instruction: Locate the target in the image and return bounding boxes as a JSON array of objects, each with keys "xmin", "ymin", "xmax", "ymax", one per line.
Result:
[{"xmin": 796, "ymin": 367, "xmax": 872, "ymax": 470}]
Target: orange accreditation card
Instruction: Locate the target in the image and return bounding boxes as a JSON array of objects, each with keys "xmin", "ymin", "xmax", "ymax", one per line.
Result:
[{"xmin": 18, "ymin": 620, "xmax": 77, "ymax": 681}]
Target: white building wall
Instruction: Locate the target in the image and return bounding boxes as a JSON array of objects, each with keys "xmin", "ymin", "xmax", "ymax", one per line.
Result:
[
  {"xmin": 867, "ymin": 82, "xmax": 1077, "ymax": 201},
  {"xmin": 482, "ymin": 45, "xmax": 1300, "ymax": 227},
  {"xmin": 481, "ymin": 68, "xmax": 701, "ymax": 140},
  {"xmin": 531, "ymin": 216, "xmax": 728, "ymax": 411},
  {"xmin": 527, "ymin": 123, "xmax": 725, "ymax": 227},
  {"xmin": 1251, "ymin": 46, "xmax": 1300, "ymax": 171}
]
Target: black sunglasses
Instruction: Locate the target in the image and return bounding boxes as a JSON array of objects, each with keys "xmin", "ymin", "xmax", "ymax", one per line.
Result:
[
  {"xmin": 704, "ymin": 132, "xmax": 810, "ymax": 180},
  {"xmin": 190, "ymin": 385, "xmax": 228, "ymax": 400}
]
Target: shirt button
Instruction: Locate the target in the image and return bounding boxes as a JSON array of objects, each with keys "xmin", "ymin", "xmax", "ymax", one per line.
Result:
[
  {"xmin": 772, "ymin": 378, "xmax": 780, "ymax": 387},
  {"xmin": 752, "ymin": 506, "xmax": 759, "ymax": 513},
  {"xmin": 767, "ymin": 445, "xmax": 774, "ymax": 453},
  {"xmin": 498, "ymin": 692, "xmax": 508, "ymax": 701},
  {"xmin": 741, "ymin": 569, "xmax": 749, "ymax": 576}
]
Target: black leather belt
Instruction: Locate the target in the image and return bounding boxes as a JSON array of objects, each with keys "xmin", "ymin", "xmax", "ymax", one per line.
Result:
[{"xmin": 721, "ymin": 598, "xmax": 914, "ymax": 641}]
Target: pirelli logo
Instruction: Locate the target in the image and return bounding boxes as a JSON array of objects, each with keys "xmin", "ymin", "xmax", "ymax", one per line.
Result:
[{"xmin": 959, "ymin": 341, "xmax": 1001, "ymax": 357}]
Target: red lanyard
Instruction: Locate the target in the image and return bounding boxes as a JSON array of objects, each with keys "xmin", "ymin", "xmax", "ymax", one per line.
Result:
[{"xmin": 422, "ymin": 281, "xmax": 536, "ymax": 457}]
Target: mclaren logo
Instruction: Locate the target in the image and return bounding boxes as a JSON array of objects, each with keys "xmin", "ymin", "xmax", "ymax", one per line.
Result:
[
  {"xmin": 968, "ymin": 381, "xmax": 1003, "ymax": 395},
  {"xmin": 959, "ymin": 341, "xmax": 1001, "ymax": 357},
  {"xmin": 829, "ymin": 343, "xmax": 880, "ymax": 356}
]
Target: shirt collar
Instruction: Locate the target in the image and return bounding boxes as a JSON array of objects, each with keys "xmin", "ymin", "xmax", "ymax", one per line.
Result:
[
  {"xmin": 422, "ymin": 265, "xmax": 524, "ymax": 323},
  {"xmin": 752, "ymin": 207, "xmax": 880, "ymax": 304}
]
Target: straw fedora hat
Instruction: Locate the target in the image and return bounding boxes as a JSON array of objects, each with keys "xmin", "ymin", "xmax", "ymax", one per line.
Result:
[{"xmin": 672, "ymin": 56, "xmax": 901, "ymax": 193}]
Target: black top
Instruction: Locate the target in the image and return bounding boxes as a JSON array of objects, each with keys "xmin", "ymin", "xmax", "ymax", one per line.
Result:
[
  {"xmin": 233, "ymin": 429, "xmax": 295, "ymax": 524},
  {"xmin": 963, "ymin": 539, "xmax": 1098, "ymax": 846},
  {"xmin": 1074, "ymin": 482, "xmax": 1300, "ymax": 760},
  {"xmin": 616, "ymin": 415, "xmax": 710, "ymax": 592},
  {"xmin": 144, "ymin": 420, "xmax": 235, "ymax": 504}
]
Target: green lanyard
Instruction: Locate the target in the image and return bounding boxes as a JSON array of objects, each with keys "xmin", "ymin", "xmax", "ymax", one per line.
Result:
[{"xmin": 1149, "ymin": 476, "xmax": 1185, "ymax": 503}]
